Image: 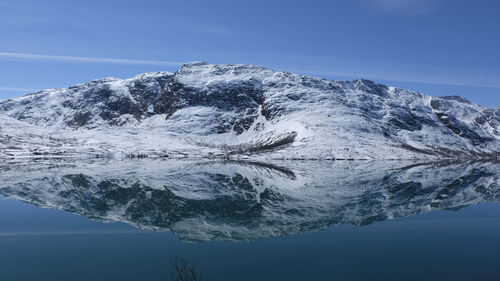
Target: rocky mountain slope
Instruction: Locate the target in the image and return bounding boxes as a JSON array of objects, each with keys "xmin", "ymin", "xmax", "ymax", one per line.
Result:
[
  {"xmin": 1, "ymin": 62, "xmax": 499, "ymax": 160},
  {"xmin": 0, "ymin": 160, "xmax": 498, "ymax": 242}
]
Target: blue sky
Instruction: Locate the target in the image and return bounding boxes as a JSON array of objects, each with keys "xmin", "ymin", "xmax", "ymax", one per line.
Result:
[{"xmin": 0, "ymin": 0, "xmax": 499, "ymax": 107}]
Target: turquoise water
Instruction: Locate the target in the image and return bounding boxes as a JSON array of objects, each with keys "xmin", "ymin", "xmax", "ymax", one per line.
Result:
[{"xmin": 0, "ymin": 160, "xmax": 499, "ymax": 281}]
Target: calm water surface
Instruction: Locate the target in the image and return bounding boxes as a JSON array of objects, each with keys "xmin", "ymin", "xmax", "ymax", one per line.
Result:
[{"xmin": 0, "ymin": 160, "xmax": 499, "ymax": 281}]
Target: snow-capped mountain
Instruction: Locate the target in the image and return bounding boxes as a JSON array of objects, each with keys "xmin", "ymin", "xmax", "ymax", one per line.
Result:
[
  {"xmin": 0, "ymin": 62, "xmax": 498, "ymax": 159},
  {"xmin": 0, "ymin": 160, "xmax": 498, "ymax": 242}
]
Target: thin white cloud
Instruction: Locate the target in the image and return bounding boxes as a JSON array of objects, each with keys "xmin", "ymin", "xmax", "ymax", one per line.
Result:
[
  {"xmin": 2, "ymin": 68, "xmax": 500, "ymax": 97},
  {"xmin": 0, "ymin": 52, "xmax": 184, "ymax": 66},
  {"xmin": 1, "ymin": 51, "xmax": 499, "ymax": 94},
  {"xmin": 362, "ymin": 0, "xmax": 440, "ymax": 15},
  {"xmin": 283, "ymin": 69, "xmax": 500, "ymax": 89},
  {"xmin": 0, "ymin": 87, "xmax": 39, "ymax": 92}
]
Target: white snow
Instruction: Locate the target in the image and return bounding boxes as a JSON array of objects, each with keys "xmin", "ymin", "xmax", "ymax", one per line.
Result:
[{"xmin": 0, "ymin": 62, "xmax": 498, "ymax": 160}]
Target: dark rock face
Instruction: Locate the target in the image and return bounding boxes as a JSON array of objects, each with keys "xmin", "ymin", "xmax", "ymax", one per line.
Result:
[
  {"xmin": 435, "ymin": 112, "xmax": 489, "ymax": 145},
  {"xmin": 60, "ymin": 75, "xmax": 179, "ymax": 128},
  {"xmin": 430, "ymin": 98, "xmax": 495, "ymax": 145},
  {"xmin": 474, "ymin": 108, "xmax": 500, "ymax": 137},
  {"xmin": 68, "ymin": 111, "xmax": 93, "ymax": 128},
  {"xmin": 440, "ymin": 95, "xmax": 471, "ymax": 104},
  {"xmin": 0, "ymin": 72, "xmax": 266, "ymax": 134},
  {"xmin": 174, "ymin": 79, "xmax": 265, "ymax": 134},
  {"xmin": 388, "ymin": 109, "xmax": 424, "ymax": 131},
  {"xmin": 354, "ymin": 79, "xmax": 389, "ymax": 98}
]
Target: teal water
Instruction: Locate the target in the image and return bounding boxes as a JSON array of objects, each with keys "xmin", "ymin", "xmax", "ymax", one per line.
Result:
[
  {"xmin": 1, "ymin": 199, "xmax": 500, "ymax": 281},
  {"xmin": 0, "ymin": 160, "xmax": 499, "ymax": 281}
]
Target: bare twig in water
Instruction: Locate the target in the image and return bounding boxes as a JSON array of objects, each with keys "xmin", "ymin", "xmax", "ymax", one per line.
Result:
[{"xmin": 170, "ymin": 256, "xmax": 202, "ymax": 281}]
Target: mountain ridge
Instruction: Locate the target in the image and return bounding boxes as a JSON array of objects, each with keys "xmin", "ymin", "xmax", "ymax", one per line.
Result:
[{"xmin": 0, "ymin": 62, "xmax": 498, "ymax": 160}]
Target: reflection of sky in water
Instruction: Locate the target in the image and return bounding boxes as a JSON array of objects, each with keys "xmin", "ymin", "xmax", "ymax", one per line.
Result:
[{"xmin": 1, "ymin": 198, "xmax": 500, "ymax": 281}]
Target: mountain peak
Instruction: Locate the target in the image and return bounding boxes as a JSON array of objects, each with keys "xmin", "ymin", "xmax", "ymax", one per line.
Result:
[
  {"xmin": 130, "ymin": 71, "xmax": 173, "ymax": 80},
  {"xmin": 353, "ymin": 78, "xmax": 389, "ymax": 97},
  {"xmin": 88, "ymin": 77, "xmax": 121, "ymax": 83},
  {"xmin": 440, "ymin": 95, "xmax": 471, "ymax": 104},
  {"xmin": 0, "ymin": 62, "xmax": 498, "ymax": 160},
  {"xmin": 182, "ymin": 61, "xmax": 210, "ymax": 67}
]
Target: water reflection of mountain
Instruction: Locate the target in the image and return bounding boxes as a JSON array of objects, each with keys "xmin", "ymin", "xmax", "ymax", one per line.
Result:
[{"xmin": 0, "ymin": 160, "xmax": 498, "ymax": 242}]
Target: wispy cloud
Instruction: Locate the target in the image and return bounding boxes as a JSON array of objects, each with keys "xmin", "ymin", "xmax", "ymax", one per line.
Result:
[
  {"xmin": 284, "ymin": 68, "xmax": 500, "ymax": 89},
  {"xmin": 0, "ymin": 52, "xmax": 184, "ymax": 66},
  {"xmin": 2, "ymin": 51, "xmax": 499, "ymax": 94},
  {"xmin": 361, "ymin": 0, "xmax": 440, "ymax": 16},
  {"xmin": 0, "ymin": 87, "xmax": 38, "ymax": 92}
]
